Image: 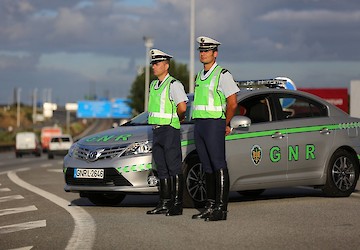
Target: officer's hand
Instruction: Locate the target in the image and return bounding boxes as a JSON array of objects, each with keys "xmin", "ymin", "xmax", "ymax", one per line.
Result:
[{"xmin": 225, "ymin": 125, "xmax": 232, "ymax": 136}]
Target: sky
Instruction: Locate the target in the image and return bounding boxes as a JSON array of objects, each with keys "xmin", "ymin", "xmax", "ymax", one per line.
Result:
[{"xmin": 1, "ymin": 0, "xmax": 360, "ymax": 106}]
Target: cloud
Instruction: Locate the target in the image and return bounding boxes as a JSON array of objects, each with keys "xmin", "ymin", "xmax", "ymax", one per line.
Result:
[
  {"xmin": 260, "ymin": 9, "xmax": 360, "ymax": 23},
  {"xmin": 0, "ymin": 0, "xmax": 360, "ymax": 105}
]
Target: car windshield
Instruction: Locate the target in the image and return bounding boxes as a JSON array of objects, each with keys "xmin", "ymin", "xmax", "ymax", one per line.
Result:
[{"xmin": 123, "ymin": 100, "xmax": 194, "ymax": 126}]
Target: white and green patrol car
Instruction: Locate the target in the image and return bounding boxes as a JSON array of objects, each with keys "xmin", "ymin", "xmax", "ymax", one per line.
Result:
[{"xmin": 63, "ymin": 78, "xmax": 360, "ymax": 206}]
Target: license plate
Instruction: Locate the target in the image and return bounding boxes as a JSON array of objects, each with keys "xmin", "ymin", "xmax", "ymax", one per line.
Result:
[{"xmin": 74, "ymin": 168, "xmax": 104, "ymax": 179}]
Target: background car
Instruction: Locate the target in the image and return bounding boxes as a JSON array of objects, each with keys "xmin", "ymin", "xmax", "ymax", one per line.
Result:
[
  {"xmin": 15, "ymin": 132, "xmax": 42, "ymax": 158},
  {"xmin": 63, "ymin": 78, "xmax": 360, "ymax": 206},
  {"xmin": 48, "ymin": 134, "xmax": 73, "ymax": 159}
]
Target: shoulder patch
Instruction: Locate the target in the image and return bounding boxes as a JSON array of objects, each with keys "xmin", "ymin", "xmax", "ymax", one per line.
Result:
[{"xmin": 221, "ymin": 68, "xmax": 229, "ymax": 74}]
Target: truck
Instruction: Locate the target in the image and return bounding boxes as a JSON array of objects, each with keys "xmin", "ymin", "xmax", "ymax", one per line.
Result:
[
  {"xmin": 41, "ymin": 126, "xmax": 62, "ymax": 152},
  {"xmin": 15, "ymin": 132, "xmax": 42, "ymax": 158}
]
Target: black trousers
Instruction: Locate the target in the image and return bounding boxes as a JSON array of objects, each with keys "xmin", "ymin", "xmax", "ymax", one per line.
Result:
[
  {"xmin": 152, "ymin": 126, "xmax": 182, "ymax": 179},
  {"xmin": 194, "ymin": 119, "xmax": 227, "ymax": 173}
]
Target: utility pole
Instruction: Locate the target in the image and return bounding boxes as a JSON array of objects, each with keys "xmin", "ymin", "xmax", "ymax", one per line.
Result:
[
  {"xmin": 143, "ymin": 36, "xmax": 154, "ymax": 111},
  {"xmin": 33, "ymin": 88, "xmax": 37, "ymax": 124},
  {"xmin": 17, "ymin": 88, "xmax": 21, "ymax": 128},
  {"xmin": 189, "ymin": 0, "xmax": 195, "ymax": 93}
]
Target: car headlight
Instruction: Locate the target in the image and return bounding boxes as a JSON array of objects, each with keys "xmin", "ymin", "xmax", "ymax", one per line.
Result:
[
  {"xmin": 68, "ymin": 143, "xmax": 78, "ymax": 157},
  {"xmin": 122, "ymin": 141, "xmax": 152, "ymax": 156}
]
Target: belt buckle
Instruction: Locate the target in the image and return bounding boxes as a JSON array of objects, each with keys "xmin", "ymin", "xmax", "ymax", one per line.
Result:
[{"xmin": 153, "ymin": 125, "xmax": 161, "ymax": 130}]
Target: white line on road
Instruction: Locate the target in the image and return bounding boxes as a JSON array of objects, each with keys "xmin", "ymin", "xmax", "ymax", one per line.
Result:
[
  {"xmin": 40, "ymin": 163, "xmax": 53, "ymax": 168},
  {"xmin": 10, "ymin": 247, "xmax": 33, "ymax": 250},
  {"xmin": 0, "ymin": 195, "xmax": 24, "ymax": 203},
  {"xmin": 0, "ymin": 205, "xmax": 38, "ymax": 216},
  {"xmin": 351, "ymin": 192, "xmax": 360, "ymax": 198},
  {"xmin": 7, "ymin": 170, "xmax": 96, "ymax": 250},
  {"xmin": 47, "ymin": 169, "xmax": 63, "ymax": 173},
  {"xmin": 0, "ymin": 187, "xmax": 11, "ymax": 192},
  {"xmin": 0, "ymin": 220, "xmax": 46, "ymax": 234}
]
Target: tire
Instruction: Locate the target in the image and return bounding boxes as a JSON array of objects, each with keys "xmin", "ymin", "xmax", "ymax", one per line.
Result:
[
  {"xmin": 86, "ymin": 192, "xmax": 126, "ymax": 206},
  {"xmin": 183, "ymin": 155, "xmax": 207, "ymax": 208},
  {"xmin": 238, "ymin": 189, "xmax": 265, "ymax": 197},
  {"xmin": 322, "ymin": 149, "xmax": 359, "ymax": 197}
]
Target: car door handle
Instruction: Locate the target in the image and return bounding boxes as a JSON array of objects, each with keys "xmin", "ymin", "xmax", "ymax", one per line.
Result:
[
  {"xmin": 320, "ymin": 128, "xmax": 331, "ymax": 135},
  {"xmin": 271, "ymin": 132, "xmax": 285, "ymax": 139}
]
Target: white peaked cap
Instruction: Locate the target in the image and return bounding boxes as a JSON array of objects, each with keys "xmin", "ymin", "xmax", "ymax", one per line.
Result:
[
  {"xmin": 150, "ymin": 49, "xmax": 173, "ymax": 64},
  {"xmin": 196, "ymin": 36, "xmax": 221, "ymax": 51}
]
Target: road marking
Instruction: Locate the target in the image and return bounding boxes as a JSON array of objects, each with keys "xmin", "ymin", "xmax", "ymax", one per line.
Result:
[
  {"xmin": 0, "ymin": 188, "xmax": 11, "ymax": 192},
  {"xmin": 0, "ymin": 205, "xmax": 37, "ymax": 216},
  {"xmin": 7, "ymin": 170, "xmax": 96, "ymax": 250},
  {"xmin": 351, "ymin": 192, "xmax": 360, "ymax": 198},
  {"xmin": 47, "ymin": 169, "xmax": 63, "ymax": 173},
  {"xmin": 0, "ymin": 195, "xmax": 24, "ymax": 203},
  {"xmin": 10, "ymin": 247, "xmax": 33, "ymax": 250},
  {"xmin": 0, "ymin": 220, "xmax": 46, "ymax": 234},
  {"xmin": 40, "ymin": 163, "xmax": 52, "ymax": 168}
]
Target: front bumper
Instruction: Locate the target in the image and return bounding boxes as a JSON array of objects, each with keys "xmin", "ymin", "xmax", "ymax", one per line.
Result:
[{"xmin": 63, "ymin": 154, "xmax": 159, "ymax": 194}]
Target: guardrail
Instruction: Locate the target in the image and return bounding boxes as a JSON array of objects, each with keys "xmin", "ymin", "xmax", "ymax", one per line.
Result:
[{"xmin": 0, "ymin": 144, "xmax": 15, "ymax": 152}]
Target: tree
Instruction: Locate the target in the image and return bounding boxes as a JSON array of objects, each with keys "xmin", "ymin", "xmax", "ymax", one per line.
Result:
[{"xmin": 128, "ymin": 60, "xmax": 190, "ymax": 114}]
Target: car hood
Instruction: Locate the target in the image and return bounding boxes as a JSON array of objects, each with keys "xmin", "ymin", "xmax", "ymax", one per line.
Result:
[{"xmin": 77, "ymin": 125, "xmax": 153, "ymax": 147}]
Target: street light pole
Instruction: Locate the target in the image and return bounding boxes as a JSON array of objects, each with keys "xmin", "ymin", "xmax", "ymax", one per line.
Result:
[
  {"xmin": 33, "ymin": 88, "xmax": 37, "ymax": 124},
  {"xmin": 143, "ymin": 36, "xmax": 154, "ymax": 112},
  {"xmin": 17, "ymin": 88, "xmax": 21, "ymax": 128},
  {"xmin": 189, "ymin": 0, "xmax": 195, "ymax": 93}
]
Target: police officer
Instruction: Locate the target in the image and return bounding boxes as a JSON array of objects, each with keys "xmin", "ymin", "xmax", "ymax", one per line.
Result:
[
  {"xmin": 192, "ymin": 36, "xmax": 239, "ymax": 221},
  {"xmin": 146, "ymin": 49, "xmax": 188, "ymax": 216}
]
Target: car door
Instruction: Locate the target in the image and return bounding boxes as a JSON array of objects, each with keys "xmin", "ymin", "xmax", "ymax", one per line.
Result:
[
  {"xmin": 272, "ymin": 92, "xmax": 335, "ymax": 183},
  {"xmin": 226, "ymin": 94, "xmax": 288, "ymax": 190}
]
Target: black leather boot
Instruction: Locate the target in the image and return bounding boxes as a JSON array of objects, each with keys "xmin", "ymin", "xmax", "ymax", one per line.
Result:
[
  {"xmin": 206, "ymin": 168, "xmax": 229, "ymax": 221},
  {"xmin": 192, "ymin": 172, "xmax": 216, "ymax": 219},
  {"xmin": 166, "ymin": 174, "xmax": 184, "ymax": 216},
  {"xmin": 146, "ymin": 178, "xmax": 172, "ymax": 215}
]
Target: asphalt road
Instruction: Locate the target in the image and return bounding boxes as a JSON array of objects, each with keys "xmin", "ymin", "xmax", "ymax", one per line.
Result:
[{"xmin": 1, "ymin": 152, "xmax": 360, "ymax": 250}]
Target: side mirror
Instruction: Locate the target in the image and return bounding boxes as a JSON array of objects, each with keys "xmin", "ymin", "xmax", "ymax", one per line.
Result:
[{"xmin": 230, "ymin": 116, "xmax": 251, "ymax": 129}]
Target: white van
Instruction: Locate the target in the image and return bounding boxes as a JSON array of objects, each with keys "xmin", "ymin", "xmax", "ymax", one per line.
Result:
[
  {"xmin": 48, "ymin": 134, "xmax": 73, "ymax": 159},
  {"xmin": 15, "ymin": 132, "xmax": 42, "ymax": 158}
]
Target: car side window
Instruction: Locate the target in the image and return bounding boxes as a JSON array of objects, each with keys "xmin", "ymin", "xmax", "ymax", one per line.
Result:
[
  {"xmin": 276, "ymin": 94, "xmax": 328, "ymax": 120},
  {"xmin": 51, "ymin": 137, "xmax": 60, "ymax": 142},
  {"xmin": 237, "ymin": 96, "xmax": 272, "ymax": 123}
]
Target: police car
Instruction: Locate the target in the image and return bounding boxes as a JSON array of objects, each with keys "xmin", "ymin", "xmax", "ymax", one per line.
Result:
[{"xmin": 63, "ymin": 77, "xmax": 360, "ymax": 206}]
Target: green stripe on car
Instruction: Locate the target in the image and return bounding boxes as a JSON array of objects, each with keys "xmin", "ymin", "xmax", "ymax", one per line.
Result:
[
  {"xmin": 181, "ymin": 123, "xmax": 360, "ymax": 146},
  {"xmin": 117, "ymin": 163, "xmax": 152, "ymax": 173}
]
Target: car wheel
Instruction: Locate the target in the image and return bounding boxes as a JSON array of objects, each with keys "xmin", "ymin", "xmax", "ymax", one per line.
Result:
[
  {"xmin": 238, "ymin": 189, "xmax": 265, "ymax": 197},
  {"xmin": 183, "ymin": 155, "xmax": 207, "ymax": 208},
  {"xmin": 86, "ymin": 193, "xmax": 126, "ymax": 206},
  {"xmin": 322, "ymin": 149, "xmax": 359, "ymax": 197}
]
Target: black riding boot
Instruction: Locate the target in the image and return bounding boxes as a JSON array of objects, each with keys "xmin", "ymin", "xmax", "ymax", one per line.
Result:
[
  {"xmin": 166, "ymin": 174, "xmax": 184, "ymax": 216},
  {"xmin": 192, "ymin": 172, "xmax": 216, "ymax": 219},
  {"xmin": 146, "ymin": 178, "xmax": 172, "ymax": 215},
  {"xmin": 206, "ymin": 168, "xmax": 229, "ymax": 221}
]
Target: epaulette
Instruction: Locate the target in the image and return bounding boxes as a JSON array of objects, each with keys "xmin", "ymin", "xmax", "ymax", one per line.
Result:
[{"xmin": 221, "ymin": 68, "xmax": 229, "ymax": 74}]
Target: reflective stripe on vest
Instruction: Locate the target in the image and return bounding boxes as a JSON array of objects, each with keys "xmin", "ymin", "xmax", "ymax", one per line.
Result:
[
  {"xmin": 192, "ymin": 66, "xmax": 226, "ymax": 119},
  {"xmin": 148, "ymin": 76, "xmax": 180, "ymax": 129}
]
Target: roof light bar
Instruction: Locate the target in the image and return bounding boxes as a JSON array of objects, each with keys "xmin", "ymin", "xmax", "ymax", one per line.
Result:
[{"xmin": 237, "ymin": 79, "xmax": 287, "ymax": 89}]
